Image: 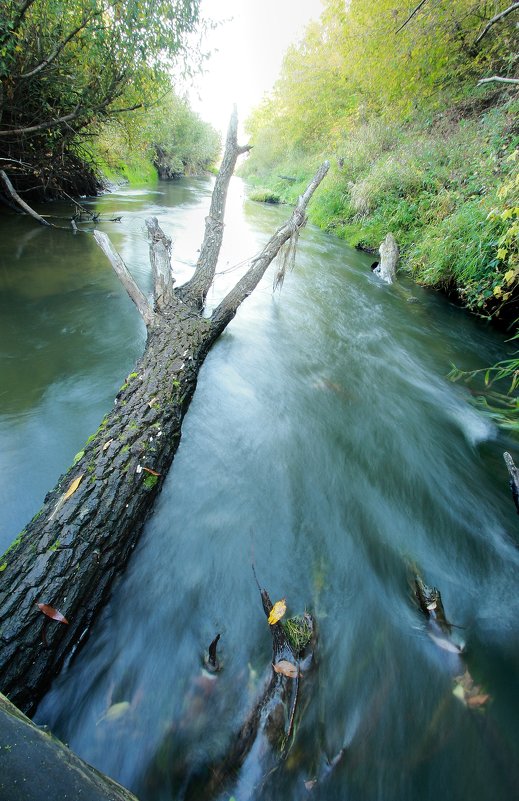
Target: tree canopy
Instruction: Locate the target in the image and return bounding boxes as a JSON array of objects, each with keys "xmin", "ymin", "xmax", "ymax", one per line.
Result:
[{"xmin": 0, "ymin": 0, "xmax": 203, "ymax": 196}]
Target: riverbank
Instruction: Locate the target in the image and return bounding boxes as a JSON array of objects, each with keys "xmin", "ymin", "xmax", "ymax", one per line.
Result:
[{"xmin": 240, "ymin": 93, "xmax": 518, "ymax": 327}]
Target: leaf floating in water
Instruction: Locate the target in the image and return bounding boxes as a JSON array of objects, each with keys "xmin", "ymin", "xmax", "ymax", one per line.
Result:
[
  {"xmin": 268, "ymin": 599, "xmax": 287, "ymax": 626},
  {"xmin": 97, "ymin": 701, "xmax": 131, "ymax": 725},
  {"xmin": 304, "ymin": 779, "xmax": 317, "ymax": 791},
  {"xmin": 273, "ymin": 659, "xmax": 299, "ymax": 678},
  {"xmin": 428, "ymin": 632, "xmax": 463, "ymax": 654},
  {"xmin": 37, "ymin": 603, "xmax": 69, "ymax": 624},
  {"xmin": 63, "ymin": 474, "xmax": 84, "ymax": 501}
]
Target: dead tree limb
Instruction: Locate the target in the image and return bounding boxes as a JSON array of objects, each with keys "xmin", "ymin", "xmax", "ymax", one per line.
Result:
[
  {"xmin": 0, "ymin": 111, "xmax": 328, "ymax": 715},
  {"xmin": 477, "ymin": 75, "xmax": 519, "ymax": 86},
  {"xmin": 0, "ymin": 169, "xmax": 51, "ymax": 226},
  {"xmin": 177, "ymin": 106, "xmax": 252, "ymax": 308},
  {"xmin": 474, "ymin": 3, "xmax": 519, "ymax": 45},
  {"xmin": 93, "ymin": 231, "xmax": 155, "ymax": 326}
]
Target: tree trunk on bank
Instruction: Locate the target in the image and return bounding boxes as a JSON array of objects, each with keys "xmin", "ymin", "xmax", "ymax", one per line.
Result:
[{"xmin": 0, "ymin": 109, "xmax": 329, "ymax": 716}]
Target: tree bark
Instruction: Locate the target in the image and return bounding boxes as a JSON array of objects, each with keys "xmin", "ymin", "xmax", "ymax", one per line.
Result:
[{"xmin": 0, "ymin": 108, "xmax": 329, "ymax": 716}]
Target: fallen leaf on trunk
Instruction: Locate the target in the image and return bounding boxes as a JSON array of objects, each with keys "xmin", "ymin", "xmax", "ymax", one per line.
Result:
[
  {"xmin": 273, "ymin": 659, "xmax": 299, "ymax": 678},
  {"xmin": 63, "ymin": 474, "xmax": 83, "ymax": 501},
  {"xmin": 268, "ymin": 598, "xmax": 287, "ymax": 625},
  {"xmin": 37, "ymin": 603, "xmax": 69, "ymax": 624},
  {"xmin": 102, "ymin": 439, "xmax": 113, "ymax": 451}
]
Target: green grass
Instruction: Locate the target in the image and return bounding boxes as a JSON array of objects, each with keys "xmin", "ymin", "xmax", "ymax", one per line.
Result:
[{"xmin": 241, "ymin": 97, "xmax": 518, "ymax": 320}]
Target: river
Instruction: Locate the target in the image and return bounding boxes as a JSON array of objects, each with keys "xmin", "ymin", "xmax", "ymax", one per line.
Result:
[{"xmin": 1, "ymin": 177, "xmax": 518, "ymax": 801}]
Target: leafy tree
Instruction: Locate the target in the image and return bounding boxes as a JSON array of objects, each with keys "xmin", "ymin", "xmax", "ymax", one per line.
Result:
[{"xmin": 0, "ymin": 0, "xmax": 201, "ymax": 197}]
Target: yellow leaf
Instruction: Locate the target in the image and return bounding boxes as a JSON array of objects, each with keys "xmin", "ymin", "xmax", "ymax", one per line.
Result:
[
  {"xmin": 268, "ymin": 599, "xmax": 287, "ymax": 625},
  {"xmin": 493, "ymin": 285, "xmax": 502, "ymax": 298},
  {"xmin": 497, "ymin": 248, "xmax": 508, "ymax": 260},
  {"xmin": 97, "ymin": 701, "xmax": 131, "ymax": 724},
  {"xmin": 272, "ymin": 659, "xmax": 299, "ymax": 678},
  {"xmin": 504, "ymin": 270, "xmax": 516, "ymax": 285},
  {"xmin": 63, "ymin": 474, "xmax": 84, "ymax": 501}
]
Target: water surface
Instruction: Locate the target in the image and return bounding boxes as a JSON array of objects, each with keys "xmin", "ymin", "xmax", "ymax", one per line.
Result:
[{"xmin": 1, "ymin": 177, "xmax": 518, "ymax": 801}]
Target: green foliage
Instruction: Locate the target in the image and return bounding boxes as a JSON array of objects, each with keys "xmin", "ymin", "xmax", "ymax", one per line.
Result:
[
  {"xmin": 0, "ymin": 0, "xmax": 203, "ymax": 196},
  {"xmin": 249, "ymin": 189, "xmax": 281, "ymax": 204}
]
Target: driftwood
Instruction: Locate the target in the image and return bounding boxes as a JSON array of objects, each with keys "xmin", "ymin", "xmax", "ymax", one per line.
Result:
[
  {"xmin": 0, "ymin": 692, "xmax": 138, "ymax": 801},
  {"xmin": 0, "ymin": 169, "xmax": 51, "ymax": 226},
  {"xmin": 0, "ymin": 109, "xmax": 329, "ymax": 715},
  {"xmin": 503, "ymin": 451, "xmax": 519, "ymax": 514}
]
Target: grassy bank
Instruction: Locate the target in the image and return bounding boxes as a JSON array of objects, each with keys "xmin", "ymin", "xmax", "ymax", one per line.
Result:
[{"xmin": 241, "ymin": 94, "xmax": 518, "ymax": 324}]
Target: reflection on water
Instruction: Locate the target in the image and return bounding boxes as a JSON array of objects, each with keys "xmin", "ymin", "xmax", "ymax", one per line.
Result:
[{"xmin": 1, "ymin": 177, "xmax": 518, "ymax": 801}]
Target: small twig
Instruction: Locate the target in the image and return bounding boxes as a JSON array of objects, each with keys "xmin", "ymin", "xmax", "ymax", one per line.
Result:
[{"xmin": 395, "ymin": 0, "xmax": 430, "ymax": 34}]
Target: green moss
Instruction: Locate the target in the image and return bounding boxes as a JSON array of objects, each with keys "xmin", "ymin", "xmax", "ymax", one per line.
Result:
[
  {"xmin": 143, "ymin": 474, "xmax": 159, "ymax": 490},
  {"xmin": 282, "ymin": 615, "xmax": 313, "ymax": 653}
]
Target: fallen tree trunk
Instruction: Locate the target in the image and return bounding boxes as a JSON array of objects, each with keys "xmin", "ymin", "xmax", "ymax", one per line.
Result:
[{"xmin": 0, "ymin": 109, "xmax": 329, "ymax": 715}]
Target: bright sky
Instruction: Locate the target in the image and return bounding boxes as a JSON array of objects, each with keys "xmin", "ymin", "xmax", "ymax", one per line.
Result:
[{"xmin": 189, "ymin": 0, "xmax": 324, "ymax": 137}]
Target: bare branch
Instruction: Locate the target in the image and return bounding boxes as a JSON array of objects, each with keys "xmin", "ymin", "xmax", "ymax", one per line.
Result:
[
  {"xmin": 477, "ymin": 75, "xmax": 519, "ymax": 85},
  {"xmin": 210, "ymin": 161, "xmax": 330, "ymax": 335},
  {"xmin": 395, "ymin": 0, "xmax": 430, "ymax": 34},
  {"xmin": 145, "ymin": 217, "xmax": 175, "ymax": 309},
  {"xmin": 0, "ymin": 169, "xmax": 51, "ymax": 225},
  {"xmin": 474, "ymin": 3, "xmax": 519, "ymax": 45},
  {"xmin": 93, "ymin": 231, "xmax": 155, "ymax": 327},
  {"xmin": 178, "ymin": 106, "xmax": 250, "ymax": 307}
]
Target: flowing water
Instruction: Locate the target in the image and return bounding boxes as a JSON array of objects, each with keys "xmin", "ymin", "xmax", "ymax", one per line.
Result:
[{"xmin": 1, "ymin": 177, "xmax": 518, "ymax": 801}]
